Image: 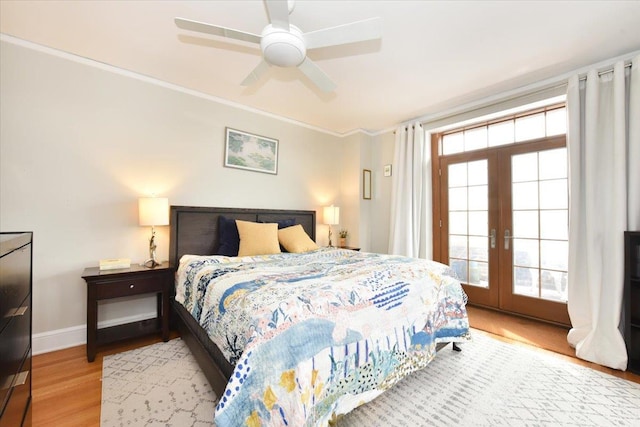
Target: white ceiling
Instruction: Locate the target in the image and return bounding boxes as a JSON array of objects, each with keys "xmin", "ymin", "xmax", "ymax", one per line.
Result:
[{"xmin": 2, "ymin": 0, "xmax": 640, "ymax": 135}]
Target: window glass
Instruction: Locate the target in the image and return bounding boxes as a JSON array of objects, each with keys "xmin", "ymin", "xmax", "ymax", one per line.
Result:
[
  {"xmin": 539, "ymin": 148, "xmax": 567, "ymax": 180},
  {"xmin": 464, "ymin": 127, "xmax": 487, "ymax": 151},
  {"xmin": 440, "ymin": 105, "xmax": 565, "ymax": 156},
  {"xmin": 515, "ymin": 113, "xmax": 545, "ymax": 142},
  {"xmin": 488, "ymin": 120, "xmax": 514, "ymax": 147},
  {"xmin": 546, "ymin": 108, "xmax": 566, "ymax": 136},
  {"xmin": 442, "ymin": 132, "xmax": 464, "ymax": 155}
]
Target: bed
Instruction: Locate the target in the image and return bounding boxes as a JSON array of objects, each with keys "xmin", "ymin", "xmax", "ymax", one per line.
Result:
[{"xmin": 169, "ymin": 205, "xmax": 469, "ymax": 426}]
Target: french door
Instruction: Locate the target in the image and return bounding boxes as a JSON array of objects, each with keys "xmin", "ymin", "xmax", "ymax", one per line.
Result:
[{"xmin": 437, "ymin": 136, "xmax": 570, "ymax": 325}]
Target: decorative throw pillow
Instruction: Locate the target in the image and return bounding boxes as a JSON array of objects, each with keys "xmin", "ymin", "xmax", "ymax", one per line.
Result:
[
  {"xmin": 278, "ymin": 224, "xmax": 319, "ymax": 253},
  {"xmin": 217, "ymin": 216, "xmax": 240, "ymax": 256},
  {"xmin": 236, "ymin": 220, "xmax": 281, "ymax": 256}
]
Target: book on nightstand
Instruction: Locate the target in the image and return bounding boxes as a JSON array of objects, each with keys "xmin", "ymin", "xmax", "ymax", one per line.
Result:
[{"xmin": 99, "ymin": 258, "xmax": 131, "ymax": 270}]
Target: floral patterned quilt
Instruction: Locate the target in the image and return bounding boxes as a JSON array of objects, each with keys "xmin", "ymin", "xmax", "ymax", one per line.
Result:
[{"xmin": 175, "ymin": 248, "xmax": 470, "ymax": 427}]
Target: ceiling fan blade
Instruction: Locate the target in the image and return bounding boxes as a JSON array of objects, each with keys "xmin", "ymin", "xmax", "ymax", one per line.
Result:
[
  {"xmin": 298, "ymin": 58, "xmax": 336, "ymax": 93},
  {"xmin": 241, "ymin": 60, "xmax": 271, "ymax": 87},
  {"xmin": 265, "ymin": 0, "xmax": 290, "ymax": 30},
  {"xmin": 303, "ymin": 17, "xmax": 382, "ymax": 50},
  {"xmin": 175, "ymin": 17, "xmax": 261, "ymax": 44}
]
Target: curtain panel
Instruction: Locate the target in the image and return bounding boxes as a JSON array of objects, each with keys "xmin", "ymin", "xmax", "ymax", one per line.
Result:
[
  {"xmin": 388, "ymin": 123, "xmax": 432, "ymax": 258},
  {"xmin": 566, "ymin": 56, "xmax": 640, "ymax": 370}
]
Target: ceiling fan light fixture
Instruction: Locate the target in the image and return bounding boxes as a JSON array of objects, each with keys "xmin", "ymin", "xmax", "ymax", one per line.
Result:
[
  {"xmin": 175, "ymin": 1, "xmax": 382, "ymax": 92},
  {"xmin": 261, "ymin": 25, "xmax": 306, "ymax": 67}
]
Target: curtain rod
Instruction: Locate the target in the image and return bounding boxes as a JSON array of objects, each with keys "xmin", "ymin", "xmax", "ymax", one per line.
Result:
[
  {"xmin": 393, "ymin": 123, "xmax": 423, "ymax": 134},
  {"xmin": 578, "ymin": 61, "xmax": 633, "ymax": 81}
]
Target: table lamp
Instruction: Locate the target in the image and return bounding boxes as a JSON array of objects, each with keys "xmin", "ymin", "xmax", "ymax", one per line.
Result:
[
  {"xmin": 323, "ymin": 205, "xmax": 340, "ymax": 247},
  {"xmin": 138, "ymin": 197, "xmax": 169, "ymax": 268}
]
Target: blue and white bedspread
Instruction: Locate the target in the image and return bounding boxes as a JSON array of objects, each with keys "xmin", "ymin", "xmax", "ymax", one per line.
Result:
[{"xmin": 175, "ymin": 248, "xmax": 470, "ymax": 427}]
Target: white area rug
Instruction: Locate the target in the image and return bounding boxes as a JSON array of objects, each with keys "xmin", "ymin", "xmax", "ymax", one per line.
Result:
[
  {"xmin": 101, "ymin": 333, "xmax": 640, "ymax": 427},
  {"xmin": 101, "ymin": 338, "xmax": 215, "ymax": 427}
]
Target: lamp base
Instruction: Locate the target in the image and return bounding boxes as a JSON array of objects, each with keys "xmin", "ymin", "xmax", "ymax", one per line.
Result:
[{"xmin": 143, "ymin": 258, "xmax": 161, "ymax": 268}]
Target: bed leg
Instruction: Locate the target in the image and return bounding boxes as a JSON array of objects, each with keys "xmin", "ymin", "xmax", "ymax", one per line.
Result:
[{"xmin": 452, "ymin": 342, "xmax": 462, "ymax": 352}]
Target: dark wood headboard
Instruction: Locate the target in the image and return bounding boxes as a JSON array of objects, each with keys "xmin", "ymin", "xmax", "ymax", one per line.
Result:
[{"xmin": 169, "ymin": 206, "xmax": 317, "ymax": 267}]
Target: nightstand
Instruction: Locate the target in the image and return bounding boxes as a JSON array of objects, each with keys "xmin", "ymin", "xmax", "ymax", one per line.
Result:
[
  {"xmin": 81, "ymin": 262, "xmax": 174, "ymax": 362},
  {"xmin": 337, "ymin": 246, "xmax": 361, "ymax": 251}
]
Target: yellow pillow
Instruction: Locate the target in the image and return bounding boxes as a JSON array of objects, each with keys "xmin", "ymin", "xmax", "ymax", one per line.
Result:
[
  {"xmin": 278, "ymin": 224, "xmax": 319, "ymax": 253},
  {"xmin": 236, "ymin": 220, "xmax": 281, "ymax": 256}
]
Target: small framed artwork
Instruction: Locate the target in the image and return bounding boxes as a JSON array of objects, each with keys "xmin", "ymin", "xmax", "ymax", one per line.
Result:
[
  {"xmin": 363, "ymin": 169, "xmax": 372, "ymax": 200},
  {"xmin": 224, "ymin": 128, "xmax": 278, "ymax": 175},
  {"xmin": 384, "ymin": 164, "xmax": 392, "ymax": 177}
]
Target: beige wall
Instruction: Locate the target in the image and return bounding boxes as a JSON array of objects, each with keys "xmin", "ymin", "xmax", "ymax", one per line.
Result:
[
  {"xmin": 370, "ymin": 132, "xmax": 395, "ymax": 253},
  {"xmin": 2, "ymin": 40, "xmax": 381, "ymax": 348}
]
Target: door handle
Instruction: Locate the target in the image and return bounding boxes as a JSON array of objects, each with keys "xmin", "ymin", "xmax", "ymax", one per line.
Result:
[
  {"xmin": 504, "ymin": 229, "xmax": 511, "ymax": 250},
  {"xmin": 490, "ymin": 229, "xmax": 496, "ymax": 249}
]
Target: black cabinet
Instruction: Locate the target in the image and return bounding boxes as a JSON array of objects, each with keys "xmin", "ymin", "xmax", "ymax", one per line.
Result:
[
  {"xmin": 0, "ymin": 232, "xmax": 32, "ymax": 427},
  {"xmin": 625, "ymin": 231, "xmax": 640, "ymax": 374}
]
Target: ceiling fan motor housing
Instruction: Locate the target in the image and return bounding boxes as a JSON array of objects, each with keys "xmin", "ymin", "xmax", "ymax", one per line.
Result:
[{"xmin": 261, "ymin": 24, "xmax": 306, "ymax": 67}]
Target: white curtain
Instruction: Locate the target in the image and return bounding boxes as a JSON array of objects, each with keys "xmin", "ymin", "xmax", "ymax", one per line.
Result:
[
  {"xmin": 388, "ymin": 122, "xmax": 432, "ymax": 258},
  {"xmin": 566, "ymin": 56, "xmax": 640, "ymax": 370}
]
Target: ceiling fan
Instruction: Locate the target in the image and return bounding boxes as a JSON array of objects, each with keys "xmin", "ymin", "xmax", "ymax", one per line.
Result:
[{"xmin": 175, "ymin": 0, "xmax": 382, "ymax": 92}]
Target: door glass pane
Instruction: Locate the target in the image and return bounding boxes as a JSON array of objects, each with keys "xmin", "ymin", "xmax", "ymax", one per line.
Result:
[
  {"xmin": 540, "ymin": 210, "xmax": 568, "ymax": 240},
  {"xmin": 540, "ymin": 240, "xmax": 568, "ymax": 271},
  {"xmin": 449, "ymin": 212, "xmax": 467, "ymax": 235},
  {"xmin": 449, "ymin": 235, "xmax": 467, "ymax": 258},
  {"xmin": 511, "ymin": 147, "xmax": 568, "ymax": 302},
  {"xmin": 469, "ymin": 261, "xmax": 489, "ymax": 287},
  {"xmin": 448, "ymin": 163, "xmax": 467, "ymax": 187},
  {"xmin": 513, "ymin": 210, "xmax": 539, "ymax": 238},
  {"xmin": 469, "ymin": 236, "xmax": 488, "ymax": 262},
  {"xmin": 512, "ymin": 153, "xmax": 538, "ymax": 182},
  {"xmin": 539, "ymin": 148, "xmax": 567, "ymax": 179},
  {"xmin": 450, "ymin": 259, "xmax": 468, "ymax": 283},
  {"xmin": 448, "ymin": 188, "xmax": 467, "ymax": 211},
  {"xmin": 512, "ymin": 182, "xmax": 539, "ymax": 210},
  {"xmin": 468, "ymin": 185, "xmax": 488, "ymax": 210},
  {"xmin": 539, "ymin": 180, "xmax": 568, "ymax": 209},
  {"xmin": 541, "ymin": 270, "xmax": 568, "ymax": 301},
  {"xmin": 513, "ymin": 238, "xmax": 539, "ymax": 268},
  {"xmin": 448, "ymin": 160, "xmax": 488, "ymax": 288},
  {"xmin": 468, "ymin": 211, "xmax": 488, "ymax": 236},
  {"xmin": 468, "ymin": 160, "xmax": 488, "ymax": 185},
  {"xmin": 514, "ymin": 267, "xmax": 539, "ymax": 297}
]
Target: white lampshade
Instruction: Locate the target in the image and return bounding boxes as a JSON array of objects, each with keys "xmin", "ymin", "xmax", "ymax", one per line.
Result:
[
  {"xmin": 138, "ymin": 197, "xmax": 169, "ymax": 226},
  {"xmin": 323, "ymin": 205, "xmax": 340, "ymax": 225}
]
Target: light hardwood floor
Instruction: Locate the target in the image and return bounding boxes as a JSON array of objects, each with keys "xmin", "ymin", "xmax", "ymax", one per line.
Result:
[{"xmin": 31, "ymin": 307, "xmax": 639, "ymax": 426}]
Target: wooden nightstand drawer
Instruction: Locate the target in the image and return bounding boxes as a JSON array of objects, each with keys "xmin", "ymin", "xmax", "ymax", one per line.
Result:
[{"xmin": 94, "ymin": 276, "xmax": 163, "ymax": 299}]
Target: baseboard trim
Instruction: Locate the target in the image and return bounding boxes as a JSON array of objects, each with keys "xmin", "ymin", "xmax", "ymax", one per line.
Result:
[{"xmin": 32, "ymin": 311, "xmax": 157, "ymax": 355}]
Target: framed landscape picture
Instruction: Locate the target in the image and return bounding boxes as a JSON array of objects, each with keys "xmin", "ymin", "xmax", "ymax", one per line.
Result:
[{"xmin": 224, "ymin": 128, "xmax": 279, "ymax": 175}]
